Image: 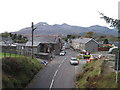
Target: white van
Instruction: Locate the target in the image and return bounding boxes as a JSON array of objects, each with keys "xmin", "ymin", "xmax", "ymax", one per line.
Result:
[{"xmin": 108, "ymin": 47, "xmax": 118, "ymax": 54}]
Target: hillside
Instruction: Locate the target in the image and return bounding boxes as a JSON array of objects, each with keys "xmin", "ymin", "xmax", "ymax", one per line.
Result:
[{"xmin": 13, "ymin": 22, "xmax": 118, "ymax": 36}]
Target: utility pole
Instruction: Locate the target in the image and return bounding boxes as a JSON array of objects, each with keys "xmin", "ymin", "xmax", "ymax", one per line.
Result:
[
  {"xmin": 116, "ymin": 28, "xmax": 120, "ymax": 83},
  {"xmin": 31, "ymin": 22, "xmax": 37, "ymax": 59},
  {"xmin": 116, "ymin": 51, "xmax": 119, "ymax": 83}
]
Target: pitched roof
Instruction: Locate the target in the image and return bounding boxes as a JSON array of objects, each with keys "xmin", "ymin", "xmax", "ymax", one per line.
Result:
[
  {"xmin": 0, "ymin": 41, "xmax": 7, "ymax": 46},
  {"xmin": 72, "ymin": 38, "xmax": 98, "ymax": 44},
  {"xmin": 26, "ymin": 36, "xmax": 60, "ymax": 46},
  {"xmin": 25, "ymin": 41, "xmax": 41, "ymax": 46},
  {"xmin": 33, "ymin": 36, "xmax": 57, "ymax": 43},
  {"xmin": 2, "ymin": 37, "xmax": 13, "ymax": 44}
]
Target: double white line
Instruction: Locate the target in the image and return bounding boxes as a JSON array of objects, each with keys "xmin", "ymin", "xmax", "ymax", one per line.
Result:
[{"xmin": 49, "ymin": 57, "xmax": 66, "ymax": 89}]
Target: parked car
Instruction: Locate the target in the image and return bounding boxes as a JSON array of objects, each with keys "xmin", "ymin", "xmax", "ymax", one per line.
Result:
[
  {"xmin": 70, "ymin": 57, "xmax": 79, "ymax": 65},
  {"xmin": 108, "ymin": 47, "xmax": 118, "ymax": 54},
  {"xmin": 59, "ymin": 51, "xmax": 66, "ymax": 56}
]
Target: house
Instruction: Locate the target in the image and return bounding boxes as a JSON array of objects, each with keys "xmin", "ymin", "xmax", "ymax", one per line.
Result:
[
  {"xmin": 0, "ymin": 39, "xmax": 26, "ymax": 55},
  {"xmin": 2, "ymin": 37, "xmax": 13, "ymax": 45},
  {"xmin": 1, "ymin": 37, "xmax": 16, "ymax": 54},
  {"xmin": 71, "ymin": 38, "xmax": 98, "ymax": 52},
  {"xmin": 15, "ymin": 43, "xmax": 26, "ymax": 55},
  {"xmin": 25, "ymin": 36, "xmax": 62, "ymax": 59}
]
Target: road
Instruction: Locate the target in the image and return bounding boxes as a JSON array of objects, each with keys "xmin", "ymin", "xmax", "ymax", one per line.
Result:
[{"xmin": 27, "ymin": 49, "xmax": 86, "ymax": 88}]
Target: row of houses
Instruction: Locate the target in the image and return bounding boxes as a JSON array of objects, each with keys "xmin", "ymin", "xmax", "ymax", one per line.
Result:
[
  {"xmin": 1, "ymin": 36, "xmax": 63, "ymax": 60},
  {"xmin": 71, "ymin": 37, "xmax": 119, "ymax": 53},
  {"xmin": 1, "ymin": 36, "xmax": 119, "ymax": 59}
]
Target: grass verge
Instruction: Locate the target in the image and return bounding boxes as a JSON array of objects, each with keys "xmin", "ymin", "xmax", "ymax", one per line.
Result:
[
  {"xmin": 0, "ymin": 53, "xmax": 24, "ymax": 59},
  {"xmin": 76, "ymin": 59, "xmax": 120, "ymax": 88}
]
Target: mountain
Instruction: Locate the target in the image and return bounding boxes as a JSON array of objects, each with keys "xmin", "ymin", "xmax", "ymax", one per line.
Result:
[{"xmin": 13, "ymin": 22, "xmax": 118, "ymax": 36}]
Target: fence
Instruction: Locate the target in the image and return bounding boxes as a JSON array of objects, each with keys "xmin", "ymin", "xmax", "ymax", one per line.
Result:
[{"xmin": 2, "ymin": 46, "xmax": 32, "ymax": 58}]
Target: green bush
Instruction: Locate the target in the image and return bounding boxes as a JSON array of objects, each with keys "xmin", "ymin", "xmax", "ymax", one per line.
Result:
[{"xmin": 2, "ymin": 57, "xmax": 43, "ymax": 88}]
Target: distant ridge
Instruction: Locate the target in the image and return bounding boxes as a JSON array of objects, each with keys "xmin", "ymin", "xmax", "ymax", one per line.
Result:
[{"xmin": 13, "ymin": 22, "xmax": 118, "ymax": 36}]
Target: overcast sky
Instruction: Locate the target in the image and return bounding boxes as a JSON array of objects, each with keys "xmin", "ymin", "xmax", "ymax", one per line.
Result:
[{"xmin": 0, "ymin": 0, "xmax": 119, "ymax": 33}]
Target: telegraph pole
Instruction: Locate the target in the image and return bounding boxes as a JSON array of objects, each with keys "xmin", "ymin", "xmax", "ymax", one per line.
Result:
[
  {"xmin": 116, "ymin": 28, "xmax": 120, "ymax": 83},
  {"xmin": 116, "ymin": 51, "xmax": 119, "ymax": 83},
  {"xmin": 31, "ymin": 22, "xmax": 37, "ymax": 59}
]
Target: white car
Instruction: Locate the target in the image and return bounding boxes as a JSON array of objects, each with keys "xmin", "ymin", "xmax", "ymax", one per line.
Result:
[
  {"xmin": 70, "ymin": 57, "xmax": 79, "ymax": 65},
  {"xmin": 59, "ymin": 51, "xmax": 66, "ymax": 56}
]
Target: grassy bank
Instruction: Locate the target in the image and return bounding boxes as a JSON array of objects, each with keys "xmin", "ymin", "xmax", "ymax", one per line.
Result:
[
  {"xmin": 0, "ymin": 53, "xmax": 24, "ymax": 58},
  {"xmin": 76, "ymin": 59, "xmax": 120, "ymax": 88},
  {"xmin": 2, "ymin": 57, "xmax": 43, "ymax": 88}
]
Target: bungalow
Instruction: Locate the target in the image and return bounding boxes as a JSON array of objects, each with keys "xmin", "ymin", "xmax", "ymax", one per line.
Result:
[{"xmin": 71, "ymin": 38, "xmax": 99, "ymax": 52}]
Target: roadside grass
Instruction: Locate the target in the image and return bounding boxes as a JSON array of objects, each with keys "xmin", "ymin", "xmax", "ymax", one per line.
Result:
[
  {"xmin": 76, "ymin": 59, "xmax": 120, "ymax": 88},
  {"xmin": 2, "ymin": 56, "xmax": 43, "ymax": 88},
  {"xmin": 76, "ymin": 59, "xmax": 104, "ymax": 88},
  {"xmin": 0, "ymin": 53, "xmax": 24, "ymax": 59}
]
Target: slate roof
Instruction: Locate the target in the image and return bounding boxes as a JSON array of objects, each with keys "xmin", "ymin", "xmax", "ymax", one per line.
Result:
[
  {"xmin": 33, "ymin": 36, "xmax": 57, "ymax": 43},
  {"xmin": 25, "ymin": 41, "xmax": 41, "ymax": 47},
  {"xmin": 2, "ymin": 37, "xmax": 13, "ymax": 44},
  {"xmin": 72, "ymin": 38, "xmax": 98, "ymax": 44},
  {"xmin": 0, "ymin": 41, "xmax": 7, "ymax": 46},
  {"xmin": 26, "ymin": 36, "xmax": 60, "ymax": 46}
]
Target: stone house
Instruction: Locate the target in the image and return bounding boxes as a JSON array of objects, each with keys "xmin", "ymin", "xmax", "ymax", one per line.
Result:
[
  {"xmin": 25, "ymin": 36, "xmax": 62, "ymax": 59},
  {"xmin": 71, "ymin": 38, "xmax": 99, "ymax": 52}
]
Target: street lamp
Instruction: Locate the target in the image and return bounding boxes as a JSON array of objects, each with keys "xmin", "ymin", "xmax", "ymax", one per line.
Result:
[{"xmin": 31, "ymin": 22, "xmax": 37, "ymax": 59}]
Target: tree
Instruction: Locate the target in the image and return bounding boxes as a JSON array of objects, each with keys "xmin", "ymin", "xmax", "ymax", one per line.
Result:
[
  {"xmin": 98, "ymin": 12, "xmax": 120, "ymax": 32},
  {"xmin": 12, "ymin": 34, "xmax": 17, "ymax": 40},
  {"xmin": 67, "ymin": 34, "xmax": 77, "ymax": 39},
  {"xmin": 1, "ymin": 32, "xmax": 10, "ymax": 38},
  {"xmin": 85, "ymin": 32, "xmax": 94, "ymax": 38},
  {"xmin": 67, "ymin": 35, "xmax": 72, "ymax": 39},
  {"xmin": 17, "ymin": 34, "xmax": 22, "ymax": 40},
  {"xmin": 103, "ymin": 39, "xmax": 109, "ymax": 44}
]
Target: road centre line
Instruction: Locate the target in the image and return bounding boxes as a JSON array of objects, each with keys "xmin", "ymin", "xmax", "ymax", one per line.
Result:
[
  {"xmin": 49, "ymin": 79, "xmax": 54, "ymax": 89},
  {"xmin": 74, "ymin": 66, "xmax": 77, "ymax": 75},
  {"xmin": 49, "ymin": 57, "xmax": 66, "ymax": 89},
  {"xmin": 58, "ymin": 64, "xmax": 62, "ymax": 68},
  {"xmin": 54, "ymin": 69, "xmax": 58, "ymax": 77}
]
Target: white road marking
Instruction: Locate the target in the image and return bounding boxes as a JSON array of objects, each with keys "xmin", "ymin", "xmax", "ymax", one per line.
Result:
[
  {"xmin": 62, "ymin": 59, "xmax": 65, "ymax": 63},
  {"xmin": 49, "ymin": 79, "xmax": 54, "ymax": 89},
  {"xmin": 75, "ymin": 66, "xmax": 77, "ymax": 75},
  {"xmin": 54, "ymin": 69, "xmax": 58, "ymax": 77},
  {"xmin": 58, "ymin": 64, "xmax": 62, "ymax": 68},
  {"xmin": 49, "ymin": 57, "xmax": 66, "ymax": 89}
]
